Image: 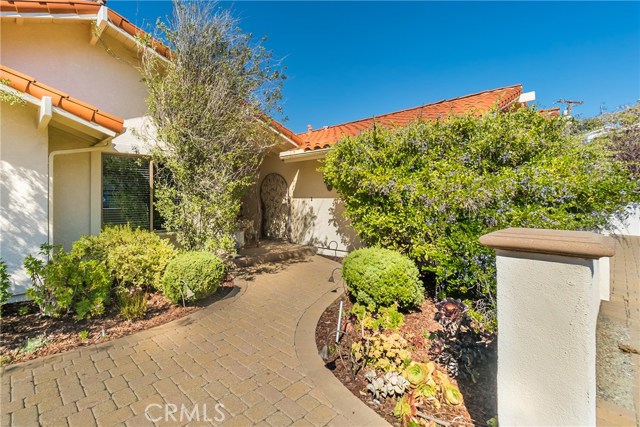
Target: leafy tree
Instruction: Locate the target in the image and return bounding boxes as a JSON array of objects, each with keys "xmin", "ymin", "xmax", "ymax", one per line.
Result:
[
  {"xmin": 322, "ymin": 108, "xmax": 639, "ymax": 308},
  {"xmin": 139, "ymin": 0, "xmax": 286, "ymax": 253},
  {"xmin": 582, "ymin": 103, "xmax": 640, "ymax": 180}
]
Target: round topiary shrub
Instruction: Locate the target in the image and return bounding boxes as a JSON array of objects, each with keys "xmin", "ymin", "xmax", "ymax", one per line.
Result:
[
  {"xmin": 161, "ymin": 251, "xmax": 225, "ymax": 304},
  {"xmin": 342, "ymin": 248, "xmax": 424, "ymax": 310}
]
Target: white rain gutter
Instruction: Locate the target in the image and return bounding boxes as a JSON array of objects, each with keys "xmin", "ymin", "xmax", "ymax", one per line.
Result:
[
  {"xmin": 279, "ymin": 147, "xmax": 331, "ymax": 163},
  {"xmin": 267, "ymin": 125, "xmax": 299, "ymax": 148},
  {"xmin": 0, "ymin": 84, "xmax": 119, "ymax": 138}
]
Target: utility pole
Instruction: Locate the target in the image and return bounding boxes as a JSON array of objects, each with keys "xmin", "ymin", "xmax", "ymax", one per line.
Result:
[{"xmin": 557, "ymin": 99, "xmax": 584, "ymax": 117}]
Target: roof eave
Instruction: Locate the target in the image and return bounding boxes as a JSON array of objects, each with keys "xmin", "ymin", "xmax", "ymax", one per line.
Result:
[
  {"xmin": 1, "ymin": 84, "xmax": 119, "ymax": 139},
  {"xmin": 267, "ymin": 125, "xmax": 300, "ymax": 149},
  {"xmin": 279, "ymin": 147, "xmax": 330, "ymax": 163},
  {"xmin": 0, "ymin": 6, "xmax": 170, "ymax": 62}
]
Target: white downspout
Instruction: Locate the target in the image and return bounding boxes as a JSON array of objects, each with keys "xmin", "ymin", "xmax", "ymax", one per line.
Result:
[{"xmin": 48, "ymin": 137, "xmax": 112, "ymax": 245}]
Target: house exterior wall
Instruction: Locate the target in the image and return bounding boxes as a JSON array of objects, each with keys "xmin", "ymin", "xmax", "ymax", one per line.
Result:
[
  {"xmin": 1, "ymin": 19, "xmax": 152, "ymax": 296},
  {"xmin": 610, "ymin": 204, "xmax": 640, "ymax": 237},
  {"xmin": 245, "ymin": 154, "xmax": 361, "ymax": 256},
  {"xmin": 49, "ymin": 129, "xmax": 95, "ymax": 251},
  {"xmin": 1, "ymin": 21, "xmax": 148, "ymax": 120},
  {"xmin": 0, "ymin": 103, "xmax": 49, "ymax": 297}
]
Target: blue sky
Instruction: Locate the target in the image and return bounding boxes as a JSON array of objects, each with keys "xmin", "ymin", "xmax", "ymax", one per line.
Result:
[{"xmin": 111, "ymin": 1, "xmax": 639, "ymax": 133}]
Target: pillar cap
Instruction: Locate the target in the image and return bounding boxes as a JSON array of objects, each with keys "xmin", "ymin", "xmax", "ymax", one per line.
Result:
[{"xmin": 479, "ymin": 228, "xmax": 616, "ymax": 259}]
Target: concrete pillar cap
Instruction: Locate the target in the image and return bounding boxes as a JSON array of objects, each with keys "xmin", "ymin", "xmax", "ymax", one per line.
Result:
[{"xmin": 479, "ymin": 228, "xmax": 616, "ymax": 259}]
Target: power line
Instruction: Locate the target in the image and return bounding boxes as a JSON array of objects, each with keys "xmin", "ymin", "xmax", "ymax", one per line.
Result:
[{"xmin": 557, "ymin": 99, "xmax": 584, "ymax": 117}]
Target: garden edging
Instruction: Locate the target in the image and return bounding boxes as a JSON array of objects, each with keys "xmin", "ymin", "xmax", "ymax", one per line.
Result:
[{"xmin": 294, "ymin": 285, "xmax": 391, "ymax": 427}]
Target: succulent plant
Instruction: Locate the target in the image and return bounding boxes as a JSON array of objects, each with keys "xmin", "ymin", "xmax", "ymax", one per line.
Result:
[
  {"xmin": 393, "ymin": 392, "xmax": 418, "ymax": 426},
  {"xmin": 430, "ymin": 298, "xmax": 494, "ymax": 378},
  {"xmin": 365, "ymin": 371, "xmax": 408, "ymax": 400},
  {"xmin": 384, "ymin": 371, "xmax": 408, "ymax": 395},
  {"xmin": 414, "ymin": 382, "xmax": 438, "ymax": 399},
  {"xmin": 437, "ymin": 298, "xmax": 466, "ymax": 321},
  {"xmin": 433, "ymin": 369, "xmax": 463, "ymax": 406},
  {"xmin": 364, "ymin": 370, "xmax": 377, "ymax": 382},
  {"xmin": 403, "ymin": 361, "xmax": 435, "ymax": 385},
  {"xmin": 443, "ymin": 383, "xmax": 463, "ymax": 405},
  {"xmin": 352, "ymin": 332, "xmax": 412, "ymax": 374}
]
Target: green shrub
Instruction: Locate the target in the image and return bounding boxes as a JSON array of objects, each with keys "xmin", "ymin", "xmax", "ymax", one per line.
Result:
[
  {"xmin": 23, "ymin": 244, "xmax": 110, "ymax": 319},
  {"xmin": 117, "ymin": 289, "xmax": 148, "ymax": 320},
  {"xmin": 343, "ymin": 248, "xmax": 424, "ymax": 310},
  {"xmin": 323, "ymin": 108, "xmax": 639, "ymax": 305},
  {"xmin": 350, "ymin": 302, "xmax": 405, "ymax": 331},
  {"xmin": 161, "ymin": 251, "xmax": 225, "ymax": 304},
  {"xmin": 72, "ymin": 225, "xmax": 177, "ymax": 291},
  {"xmin": 0, "ymin": 259, "xmax": 11, "ymax": 313}
]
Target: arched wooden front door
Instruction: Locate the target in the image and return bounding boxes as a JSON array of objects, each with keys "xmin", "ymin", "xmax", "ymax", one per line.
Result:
[{"xmin": 260, "ymin": 173, "xmax": 290, "ymax": 240}]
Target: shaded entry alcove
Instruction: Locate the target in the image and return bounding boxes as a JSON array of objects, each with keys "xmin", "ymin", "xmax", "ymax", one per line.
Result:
[{"xmin": 260, "ymin": 173, "xmax": 290, "ymax": 240}]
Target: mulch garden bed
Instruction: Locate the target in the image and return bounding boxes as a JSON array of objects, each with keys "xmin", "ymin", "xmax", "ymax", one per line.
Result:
[
  {"xmin": 0, "ymin": 280, "xmax": 234, "ymax": 366},
  {"xmin": 315, "ymin": 295, "xmax": 497, "ymax": 426}
]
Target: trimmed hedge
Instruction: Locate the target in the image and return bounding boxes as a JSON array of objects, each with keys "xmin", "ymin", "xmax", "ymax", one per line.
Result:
[
  {"xmin": 161, "ymin": 251, "xmax": 225, "ymax": 304},
  {"xmin": 323, "ymin": 108, "xmax": 638, "ymax": 305},
  {"xmin": 343, "ymin": 248, "xmax": 424, "ymax": 310},
  {"xmin": 72, "ymin": 225, "xmax": 176, "ymax": 291}
]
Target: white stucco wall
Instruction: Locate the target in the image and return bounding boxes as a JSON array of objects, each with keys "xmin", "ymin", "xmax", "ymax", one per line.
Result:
[
  {"xmin": 609, "ymin": 203, "xmax": 640, "ymax": 236},
  {"xmin": 1, "ymin": 19, "xmax": 153, "ymax": 296},
  {"xmin": 49, "ymin": 129, "xmax": 96, "ymax": 250},
  {"xmin": 0, "ymin": 103, "xmax": 49, "ymax": 297},
  {"xmin": 1, "ymin": 21, "xmax": 148, "ymax": 120},
  {"xmin": 495, "ymin": 250, "xmax": 600, "ymax": 425},
  {"xmin": 246, "ymin": 154, "xmax": 361, "ymax": 256}
]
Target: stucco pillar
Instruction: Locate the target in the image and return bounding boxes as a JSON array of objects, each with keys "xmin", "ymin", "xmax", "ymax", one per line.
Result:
[{"xmin": 479, "ymin": 228, "xmax": 615, "ymax": 426}]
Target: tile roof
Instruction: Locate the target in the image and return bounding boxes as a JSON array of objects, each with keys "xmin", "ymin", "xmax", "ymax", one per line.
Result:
[
  {"xmin": 268, "ymin": 118, "xmax": 305, "ymax": 146},
  {"xmin": 297, "ymin": 85, "xmax": 523, "ymax": 151},
  {"xmin": 0, "ymin": 0, "xmax": 170, "ymax": 58},
  {"xmin": 1, "ymin": 64, "xmax": 124, "ymax": 133},
  {"xmin": 539, "ymin": 107, "xmax": 561, "ymax": 117}
]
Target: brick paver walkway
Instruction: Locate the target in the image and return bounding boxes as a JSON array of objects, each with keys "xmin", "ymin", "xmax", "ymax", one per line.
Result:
[
  {"xmin": 596, "ymin": 236, "xmax": 640, "ymax": 426},
  {"xmin": 1, "ymin": 255, "xmax": 373, "ymax": 427}
]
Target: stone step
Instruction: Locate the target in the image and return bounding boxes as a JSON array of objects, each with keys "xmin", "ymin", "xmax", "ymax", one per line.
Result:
[{"xmin": 233, "ymin": 241, "xmax": 317, "ymax": 267}]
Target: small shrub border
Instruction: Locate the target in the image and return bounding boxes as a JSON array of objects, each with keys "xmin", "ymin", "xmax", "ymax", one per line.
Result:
[
  {"xmin": 72, "ymin": 225, "xmax": 177, "ymax": 291},
  {"xmin": 161, "ymin": 251, "xmax": 226, "ymax": 305},
  {"xmin": 342, "ymin": 247, "xmax": 424, "ymax": 310}
]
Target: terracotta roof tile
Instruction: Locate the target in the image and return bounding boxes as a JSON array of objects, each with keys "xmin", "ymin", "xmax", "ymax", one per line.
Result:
[
  {"xmin": 539, "ymin": 107, "xmax": 561, "ymax": 117},
  {"xmin": 0, "ymin": 64, "xmax": 124, "ymax": 133},
  {"xmin": 297, "ymin": 85, "xmax": 523, "ymax": 149},
  {"xmin": 0, "ymin": 0, "xmax": 170, "ymax": 58},
  {"xmin": 269, "ymin": 118, "xmax": 304, "ymax": 146}
]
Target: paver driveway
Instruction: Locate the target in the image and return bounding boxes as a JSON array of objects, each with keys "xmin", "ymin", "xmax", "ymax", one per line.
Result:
[{"xmin": 1, "ymin": 255, "xmax": 376, "ymax": 427}]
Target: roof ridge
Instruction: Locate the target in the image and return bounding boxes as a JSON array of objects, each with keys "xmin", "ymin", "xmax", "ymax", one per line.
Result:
[{"xmin": 298, "ymin": 84, "xmax": 523, "ymax": 136}]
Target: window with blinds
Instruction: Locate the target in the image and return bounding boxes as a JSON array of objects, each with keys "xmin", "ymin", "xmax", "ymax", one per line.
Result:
[{"xmin": 102, "ymin": 155, "xmax": 152, "ymax": 230}]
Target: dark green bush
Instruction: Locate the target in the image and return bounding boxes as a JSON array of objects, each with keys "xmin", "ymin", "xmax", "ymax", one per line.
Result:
[
  {"xmin": 161, "ymin": 251, "xmax": 225, "ymax": 304},
  {"xmin": 343, "ymin": 248, "xmax": 424, "ymax": 310},
  {"xmin": 23, "ymin": 244, "xmax": 110, "ymax": 320},
  {"xmin": 72, "ymin": 225, "xmax": 176, "ymax": 291},
  {"xmin": 323, "ymin": 108, "xmax": 639, "ymax": 305}
]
